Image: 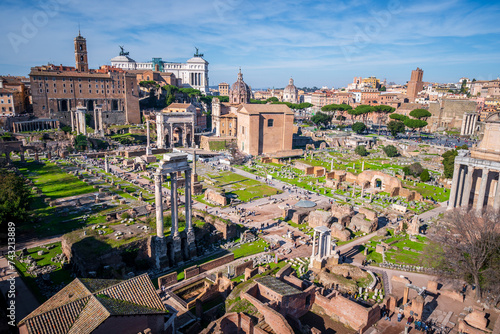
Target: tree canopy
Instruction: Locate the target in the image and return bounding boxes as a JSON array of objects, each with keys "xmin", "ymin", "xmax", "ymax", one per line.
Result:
[
  {"xmin": 441, "ymin": 144, "xmax": 468, "ymax": 178},
  {"xmin": 0, "ymin": 169, "xmax": 31, "ymax": 239},
  {"xmin": 389, "ymin": 113, "xmax": 409, "ymax": 122},
  {"xmin": 352, "ymin": 122, "xmax": 367, "ymax": 134},
  {"xmin": 387, "ymin": 120, "xmax": 405, "ymax": 137},
  {"xmin": 404, "ymin": 118, "xmax": 428, "ymax": 132},
  {"xmin": 373, "ymin": 105, "xmax": 395, "ymax": 113},
  {"xmin": 311, "ymin": 112, "xmax": 332, "ymax": 126},
  {"xmin": 409, "ymin": 108, "xmax": 432, "ymax": 120},
  {"xmin": 321, "ymin": 104, "xmax": 352, "ymax": 112}
]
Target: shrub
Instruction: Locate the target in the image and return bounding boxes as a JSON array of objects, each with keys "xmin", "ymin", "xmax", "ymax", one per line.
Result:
[
  {"xmin": 420, "ymin": 169, "xmax": 430, "ymax": 182},
  {"xmin": 355, "ymin": 145, "xmax": 369, "ymax": 156},
  {"xmin": 382, "ymin": 145, "xmax": 398, "ymax": 157}
]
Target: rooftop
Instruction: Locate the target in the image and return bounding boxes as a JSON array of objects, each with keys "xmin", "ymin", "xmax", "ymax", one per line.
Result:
[
  {"xmin": 19, "ymin": 274, "xmax": 166, "ymax": 334},
  {"xmin": 256, "ymin": 276, "xmax": 302, "ymax": 296}
]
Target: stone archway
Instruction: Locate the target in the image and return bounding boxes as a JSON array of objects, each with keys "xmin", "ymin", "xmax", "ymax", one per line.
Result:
[
  {"xmin": 173, "ymin": 127, "xmax": 183, "ymax": 146},
  {"xmin": 374, "ymin": 178, "xmax": 382, "ymax": 189}
]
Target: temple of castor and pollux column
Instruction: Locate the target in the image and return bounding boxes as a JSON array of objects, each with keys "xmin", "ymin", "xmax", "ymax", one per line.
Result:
[
  {"xmin": 448, "ymin": 112, "xmax": 500, "ymax": 213},
  {"xmin": 148, "ymin": 152, "xmax": 197, "ymax": 269}
]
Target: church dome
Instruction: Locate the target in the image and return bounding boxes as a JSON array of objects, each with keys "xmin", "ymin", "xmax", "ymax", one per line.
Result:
[
  {"xmin": 283, "ymin": 77, "xmax": 298, "ymax": 103},
  {"xmin": 229, "ymin": 69, "xmax": 251, "ymax": 104}
]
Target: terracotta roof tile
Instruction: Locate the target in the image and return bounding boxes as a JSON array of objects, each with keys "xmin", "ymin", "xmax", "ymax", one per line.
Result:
[{"xmin": 19, "ymin": 274, "xmax": 166, "ymax": 334}]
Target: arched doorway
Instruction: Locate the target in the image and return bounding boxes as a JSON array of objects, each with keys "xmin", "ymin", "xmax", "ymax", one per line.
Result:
[
  {"xmin": 173, "ymin": 127, "xmax": 183, "ymax": 146},
  {"xmin": 374, "ymin": 178, "xmax": 382, "ymax": 188}
]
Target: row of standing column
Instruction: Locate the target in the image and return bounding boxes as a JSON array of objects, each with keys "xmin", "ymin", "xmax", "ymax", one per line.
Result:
[
  {"xmin": 311, "ymin": 230, "xmax": 332, "ymax": 260},
  {"xmin": 461, "ymin": 113, "xmax": 477, "ymax": 136},
  {"xmin": 13, "ymin": 121, "xmax": 58, "ymax": 132},
  {"xmin": 448, "ymin": 164, "xmax": 500, "ymax": 212},
  {"xmin": 155, "ymin": 170, "xmax": 193, "ymax": 238}
]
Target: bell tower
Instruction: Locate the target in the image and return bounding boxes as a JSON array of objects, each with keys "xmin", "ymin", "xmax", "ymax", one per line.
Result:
[{"xmin": 74, "ymin": 31, "xmax": 88, "ymax": 72}]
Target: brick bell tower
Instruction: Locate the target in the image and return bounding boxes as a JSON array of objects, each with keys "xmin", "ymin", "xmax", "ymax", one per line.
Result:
[{"xmin": 74, "ymin": 30, "xmax": 88, "ymax": 72}]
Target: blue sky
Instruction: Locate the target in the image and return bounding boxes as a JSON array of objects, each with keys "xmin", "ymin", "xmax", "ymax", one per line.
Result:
[{"xmin": 1, "ymin": 0, "xmax": 500, "ymax": 88}]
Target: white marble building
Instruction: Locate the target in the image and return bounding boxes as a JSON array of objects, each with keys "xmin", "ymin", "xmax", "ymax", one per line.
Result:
[{"xmin": 110, "ymin": 49, "xmax": 209, "ymax": 93}]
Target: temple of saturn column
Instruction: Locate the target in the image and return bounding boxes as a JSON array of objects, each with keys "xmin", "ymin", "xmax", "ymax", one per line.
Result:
[
  {"xmin": 71, "ymin": 105, "xmax": 87, "ymax": 135},
  {"xmin": 460, "ymin": 112, "xmax": 478, "ymax": 136},
  {"xmin": 448, "ymin": 112, "xmax": 500, "ymax": 213},
  {"xmin": 150, "ymin": 153, "xmax": 196, "ymax": 269}
]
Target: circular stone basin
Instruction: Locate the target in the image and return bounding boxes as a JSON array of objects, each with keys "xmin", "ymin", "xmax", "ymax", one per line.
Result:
[{"xmin": 294, "ymin": 200, "xmax": 317, "ymax": 208}]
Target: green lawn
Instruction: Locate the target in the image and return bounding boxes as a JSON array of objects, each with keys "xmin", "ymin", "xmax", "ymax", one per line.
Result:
[
  {"xmin": 230, "ymin": 238, "xmax": 269, "ymax": 259},
  {"xmin": 17, "ymin": 162, "xmax": 95, "ymax": 199}
]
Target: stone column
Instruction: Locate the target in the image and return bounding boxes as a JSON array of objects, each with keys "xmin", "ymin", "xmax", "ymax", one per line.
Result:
[
  {"xmin": 185, "ymin": 169, "xmax": 192, "ymax": 232},
  {"xmin": 147, "ymin": 119, "xmax": 150, "ymax": 147},
  {"xmin": 318, "ymin": 232, "xmax": 324, "ymax": 258},
  {"xmin": 94, "ymin": 109, "xmax": 98, "ymax": 134},
  {"xmin": 493, "ymin": 174, "xmax": 500, "ymax": 212},
  {"xmin": 155, "ymin": 174, "xmax": 164, "ymax": 237},
  {"xmin": 476, "ymin": 168, "xmax": 489, "ymax": 213},
  {"xmin": 461, "ymin": 165, "xmax": 474, "ymax": 209},
  {"xmin": 326, "ymin": 233, "xmax": 332, "ymax": 257},
  {"xmin": 471, "ymin": 114, "xmax": 478, "ymax": 135},
  {"xmin": 461, "ymin": 114, "xmax": 467, "ymax": 136},
  {"xmin": 447, "ymin": 163, "xmax": 461, "ymax": 210},
  {"xmin": 99, "ymin": 109, "xmax": 104, "ymax": 137},
  {"xmin": 311, "ymin": 230, "xmax": 317, "ymax": 259},
  {"xmin": 456, "ymin": 166, "xmax": 466, "ymax": 207},
  {"xmin": 170, "ymin": 172, "xmax": 179, "ymax": 236}
]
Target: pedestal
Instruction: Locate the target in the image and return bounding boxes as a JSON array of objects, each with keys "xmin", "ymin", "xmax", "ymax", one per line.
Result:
[{"xmin": 172, "ymin": 234, "xmax": 183, "ymax": 263}]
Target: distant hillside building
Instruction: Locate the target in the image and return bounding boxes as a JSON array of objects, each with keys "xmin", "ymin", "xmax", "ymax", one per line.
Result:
[
  {"xmin": 29, "ymin": 33, "xmax": 141, "ymax": 126},
  {"xmin": 407, "ymin": 68, "xmax": 424, "ymax": 102},
  {"xmin": 218, "ymin": 82, "xmax": 229, "ymax": 96},
  {"xmin": 111, "ymin": 48, "xmax": 209, "ymax": 93}
]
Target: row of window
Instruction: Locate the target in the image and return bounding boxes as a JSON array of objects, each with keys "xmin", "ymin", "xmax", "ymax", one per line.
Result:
[
  {"xmin": 0, "ymin": 94, "xmax": 12, "ymax": 98},
  {"xmin": 39, "ymin": 89, "xmax": 123, "ymax": 94},
  {"xmin": 39, "ymin": 82, "xmax": 123, "ymax": 90},
  {"xmin": 1, "ymin": 107, "xmax": 13, "ymax": 111},
  {"xmin": 33, "ymin": 76, "xmax": 113, "ymax": 83},
  {"xmin": 0, "ymin": 100, "xmax": 12, "ymax": 104}
]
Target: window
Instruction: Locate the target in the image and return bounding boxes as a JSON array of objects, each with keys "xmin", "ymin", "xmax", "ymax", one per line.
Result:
[
  {"xmin": 7, "ymin": 100, "xmax": 10, "ymax": 103},
  {"xmin": 1, "ymin": 107, "xmax": 4, "ymax": 111},
  {"xmin": 0, "ymin": 100, "xmax": 3, "ymax": 103},
  {"xmin": 80, "ymin": 56, "xmax": 83, "ymax": 61},
  {"xmin": 268, "ymin": 119, "xmax": 274, "ymax": 127}
]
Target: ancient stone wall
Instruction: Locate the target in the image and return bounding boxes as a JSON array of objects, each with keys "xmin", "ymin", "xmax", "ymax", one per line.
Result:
[
  {"xmin": 184, "ymin": 253, "xmax": 235, "ymax": 279},
  {"xmin": 234, "ymin": 260, "xmax": 254, "ymax": 277},
  {"xmin": 204, "ymin": 188, "xmax": 228, "ymax": 206},
  {"xmin": 314, "ymin": 292, "xmax": 380, "ymax": 333},
  {"xmin": 158, "ymin": 272, "xmax": 178, "ymax": 288},
  {"xmin": 242, "ymin": 285, "xmax": 294, "ymax": 334}
]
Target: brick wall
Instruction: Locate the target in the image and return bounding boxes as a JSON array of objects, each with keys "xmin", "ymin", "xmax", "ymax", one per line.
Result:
[
  {"xmin": 242, "ymin": 285, "xmax": 294, "ymax": 334},
  {"xmin": 234, "ymin": 260, "xmax": 253, "ymax": 277},
  {"xmin": 158, "ymin": 272, "xmax": 178, "ymax": 288},
  {"xmin": 184, "ymin": 253, "xmax": 235, "ymax": 280},
  {"xmin": 314, "ymin": 292, "xmax": 380, "ymax": 333}
]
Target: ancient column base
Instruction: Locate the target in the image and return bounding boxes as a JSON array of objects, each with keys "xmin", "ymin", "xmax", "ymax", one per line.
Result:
[
  {"xmin": 146, "ymin": 147, "xmax": 153, "ymax": 155},
  {"xmin": 148, "ymin": 236, "xmax": 168, "ymax": 270},
  {"xmin": 172, "ymin": 235, "xmax": 183, "ymax": 264},
  {"xmin": 187, "ymin": 229, "xmax": 197, "ymax": 257}
]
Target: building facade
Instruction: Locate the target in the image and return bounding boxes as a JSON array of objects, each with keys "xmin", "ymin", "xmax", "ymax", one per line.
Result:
[
  {"xmin": 29, "ymin": 33, "xmax": 141, "ymax": 126},
  {"xmin": 448, "ymin": 112, "xmax": 500, "ymax": 213},
  {"xmin": 407, "ymin": 68, "xmax": 424, "ymax": 102},
  {"xmin": 237, "ymin": 104, "xmax": 294, "ymax": 156},
  {"xmin": 111, "ymin": 48, "xmax": 209, "ymax": 93}
]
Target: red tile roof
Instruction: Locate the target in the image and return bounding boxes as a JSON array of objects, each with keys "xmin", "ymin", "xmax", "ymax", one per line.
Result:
[{"xmin": 19, "ymin": 274, "xmax": 167, "ymax": 334}]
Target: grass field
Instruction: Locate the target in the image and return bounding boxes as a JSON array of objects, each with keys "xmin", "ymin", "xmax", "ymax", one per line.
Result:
[
  {"xmin": 17, "ymin": 162, "xmax": 95, "ymax": 199},
  {"xmin": 230, "ymin": 238, "xmax": 269, "ymax": 259},
  {"xmin": 13, "ymin": 242, "xmax": 73, "ymax": 303}
]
